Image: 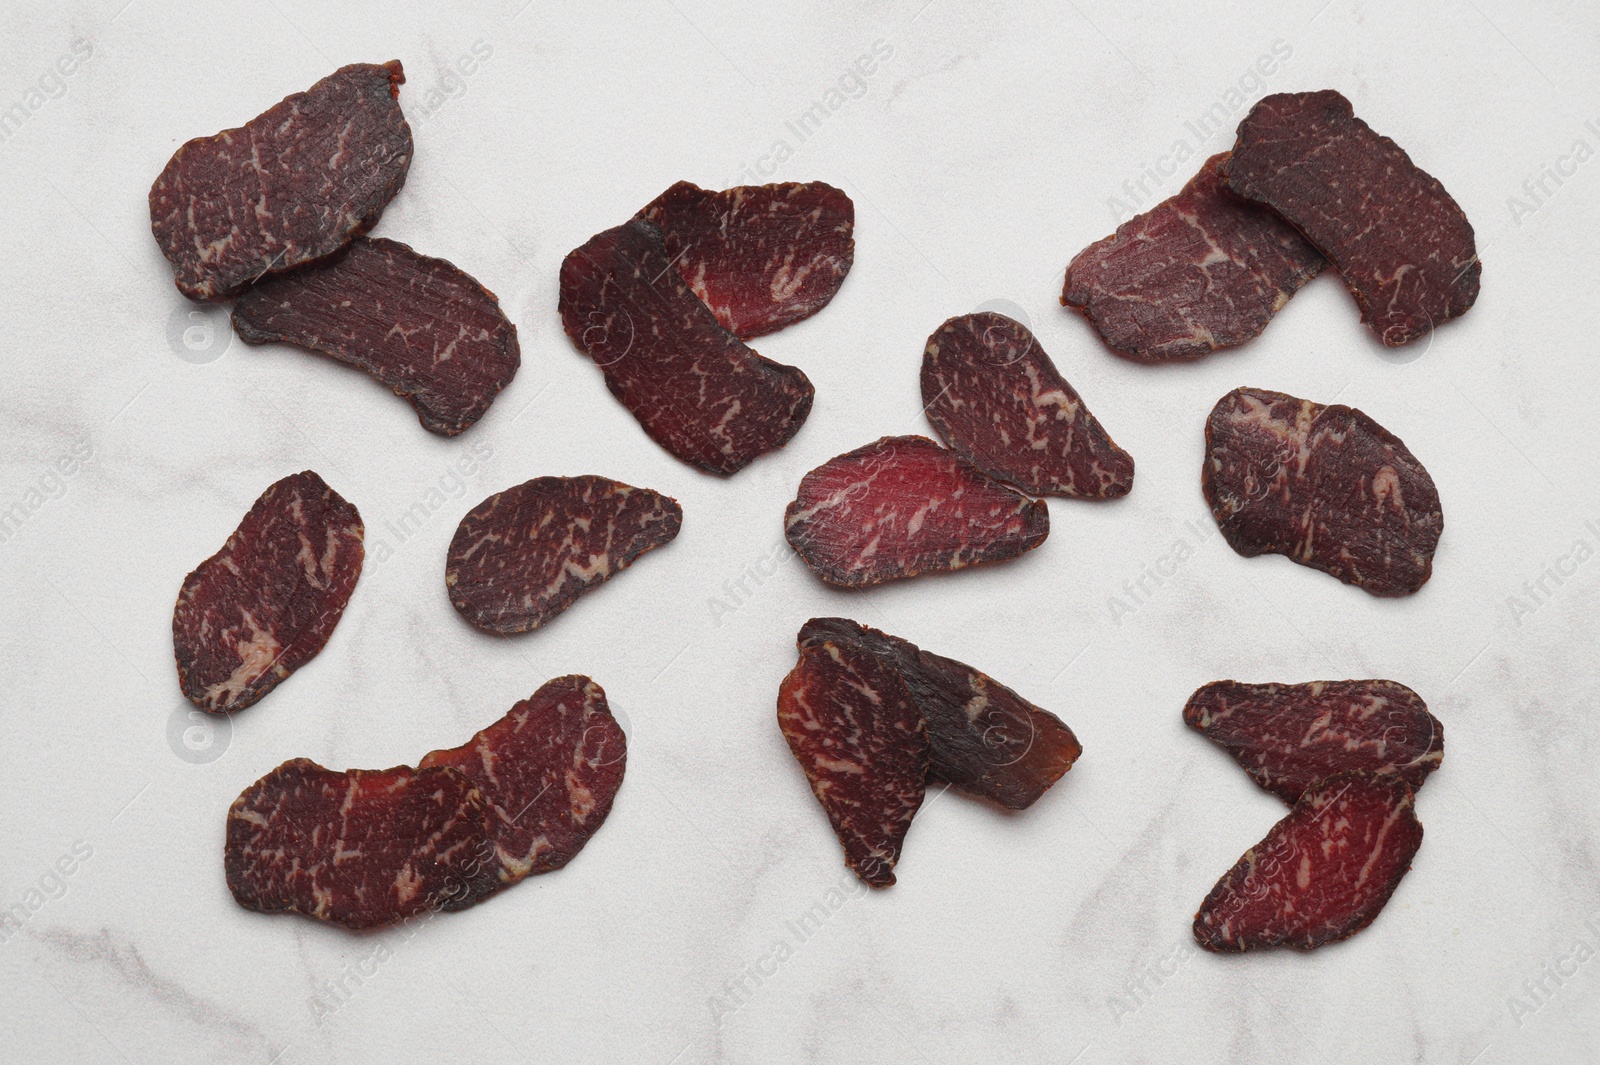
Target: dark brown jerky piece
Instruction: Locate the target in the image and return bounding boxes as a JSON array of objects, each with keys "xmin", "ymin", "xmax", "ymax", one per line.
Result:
[
  {"xmin": 173, "ymin": 471, "xmax": 363, "ymax": 713},
  {"xmin": 638, "ymin": 180, "xmax": 854, "ymax": 338},
  {"xmin": 921, "ymin": 312, "xmax": 1135, "ymax": 498},
  {"xmin": 1193, "ymin": 772, "xmax": 1423, "ymax": 952},
  {"xmin": 150, "ymin": 62, "xmax": 412, "ymax": 302},
  {"xmin": 799, "ymin": 618, "xmax": 1081, "ymax": 810},
  {"xmin": 225, "ymin": 759, "xmax": 494, "ymax": 930},
  {"xmin": 1203, "ymin": 387, "xmax": 1442, "ymax": 596},
  {"xmin": 1063, "ymin": 153, "xmax": 1325, "ymax": 362},
  {"xmin": 1224, "ymin": 91, "xmax": 1480, "ymax": 346},
  {"xmin": 232, "ymin": 237, "xmax": 520, "ymax": 436},
  {"xmin": 559, "ymin": 218, "xmax": 814, "ymax": 475},
  {"xmin": 445, "ymin": 475, "xmax": 681, "ymax": 635}
]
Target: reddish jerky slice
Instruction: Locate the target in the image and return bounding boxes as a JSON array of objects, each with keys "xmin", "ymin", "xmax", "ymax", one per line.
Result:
[
  {"xmin": 445, "ymin": 475, "xmax": 681, "ymax": 635},
  {"xmin": 1203, "ymin": 387, "xmax": 1442, "ymax": 596},
  {"xmin": 799, "ymin": 618, "xmax": 1081, "ymax": 810},
  {"xmin": 921, "ymin": 312, "xmax": 1134, "ymax": 498},
  {"xmin": 559, "ymin": 218, "xmax": 814, "ymax": 475},
  {"xmin": 1063, "ymin": 153, "xmax": 1325, "ymax": 362},
  {"xmin": 150, "ymin": 62, "xmax": 412, "ymax": 302},
  {"xmin": 1193, "ymin": 772, "xmax": 1423, "ymax": 952},
  {"xmin": 1185, "ymin": 679, "xmax": 1443, "ymax": 804},
  {"xmin": 638, "ymin": 180, "xmax": 854, "ymax": 338},
  {"xmin": 232, "ymin": 237, "xmax": 520, "ymax": 436},
  {"xmin": 784, "ymin": 435, "xmax": 1048, "ymax": 588},
  {"xmin": 1224, "ymin": 91, "xmax": 1480, "ymax": 346},
  {"xmin": 225, "ymin": 759, "xmax": 494, "ymax": 930},
  {"xmin": 173, "ymin": 471, "xmax": 363, "ymax": 713}
]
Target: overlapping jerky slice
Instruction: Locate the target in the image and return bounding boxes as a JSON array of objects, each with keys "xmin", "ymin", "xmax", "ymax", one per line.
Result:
[
  {"xmin": 1203, "ymin": 387, "xmax": 1442, "ymax": 596},
  {"xmin": 150, "ymin": 62, "xmax": 412, "ymax": 302},
  {"xmin": 232, "ymin": 238, "xmax": 520, "ymax": 436},
  {"xmin": 1193, "ymin": 772, "xmax": 1423, "ymax": 952},
  {"xmin": 173, "ymin": 471, "xmax": 363, "ymax": 713},
  {"xmin": 638, "ymin": 180, "xmax": 855, "ymax": 338},
  {"xmin": 1063, "ymin": 153, "xmax": 1325, "ymax": 362},
  {"xmin": 799, "ymin": 618, "xmax": 1081, "ymax": 810},
  {"xmin": 445, "ymin": 475, "xmax": 681, "ymax": 635},
  {"xmin": 1185, "ymin": 679, "xmax": 1443, "ymax": 804},
  {"xmin": 921, "ymin": 312, "xmax": 1134, "ymax": 498},
  {"xmin": 1224, "ymin": 90, "xmax": 1480, "ymax": 346},
  {"xmin": 784, "ymin": 435, "xmax": 1049, "ymax": 588}
]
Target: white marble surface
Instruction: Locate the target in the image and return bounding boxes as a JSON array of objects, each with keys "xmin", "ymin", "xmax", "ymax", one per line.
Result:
[{"xmin": 1, "ymin": 1, "xmax": 1597, "ymax": 1061}]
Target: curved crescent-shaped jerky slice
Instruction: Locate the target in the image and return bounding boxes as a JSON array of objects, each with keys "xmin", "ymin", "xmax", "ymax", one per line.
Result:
[
  {"xmin": 173, "ymin": 471, "xmax": 363, "ymax": 713},
  {"xmin": 1193, "ymin": 772, "xmax": 1423, "ymax": 952},
  {"xmin": 232, "ymin": 237, "xmax": 520, "ymax": 436},
  {"xmin": 559, "ymin": 217, "xmax": 814, "ymax": 475},
  {"xmin": 1184, "ymin": 679, "xmax": 1443, "ymax": 804},
  {"xmin": 921, "ymin": 312, "xmax": 1135, "ymax": 498},
  {"xmin": 1203, "ymin": 387, "xmax": 1442, "ymax": 596},
  {"xmin": 638, "ymin": 180, "xmax": 855, "ymax": 338},
  {"xmin": 446, "ymin": 475, "xmax": 681, "ymax": 635},
  {"xmin": 785, "ymin": 435, "xmax": 1049, "ymax": 588},
  {"xmin": 150, "ymin": 62, "xmax": 412, "ymax": 302},
  {"xmin": 1063, "ymin": 153, "xmax": 1325, "ymax": 362},
  {"xmin": 1223, "ymin": 91, "xmax": 1480, "ymax": 347}
]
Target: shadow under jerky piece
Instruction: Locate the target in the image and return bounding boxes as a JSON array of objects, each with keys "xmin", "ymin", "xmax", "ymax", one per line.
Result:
[
  {"xmin": 1063, "ymin": 153, "xmax": 1325, "ymax": 363},
  {"xmin": 173, "ymin": 471, "xmax": 363, "ymax": 713},
  {"xmin": 151, "ymin": 62, "xmax": 412, "ymax": 302},
  {"xmin": 1203, "ymin": 387, "xmax": 1442, "ymax": 596},
  {"xmin": 1223, "ymin": 90, "xmax": 1480, "ymax": 347}
]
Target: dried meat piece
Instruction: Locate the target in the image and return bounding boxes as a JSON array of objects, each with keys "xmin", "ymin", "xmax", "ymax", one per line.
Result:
[
  {"xmin": 173, "ymin": 471, "xmax": 363, "ymax": 713},
  {"xmin": 1063, "ymin": 153, "xmax": 1325, "ymax": 362},
  {"xmin": 559, "ymin": 218, "xmax": 814, "ymax": 475},
  {"xmin": 150, "ymin": 62, "xmax": 412, "ymax": 302},
  {"xmin": 232, "ymin": 237, "xmax": 520, "ymax": 436},
  {"xmin": 1193, "ymin": 772, "xmax": 1423, "ymax": 952},
  {"xmin": 638, "ymin": 180, "xmax": 854, "ymax": 338},
  {"xmin": 1203, "ymin": 387, "xmax": 1442, "ymax": 596},
  {"xmin": 921, "ymin": 312, "xmax": 1135, "ymax": 498},
  {"xmin": 784, "ymin": 435, "xmax": 1048, "ymax": 588},
  {"xmin": 1223, "ymin": 91, "xmax": 1480, "ymax": 346}
]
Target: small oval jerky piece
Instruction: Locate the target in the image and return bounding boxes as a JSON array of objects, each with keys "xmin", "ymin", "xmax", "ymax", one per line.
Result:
[
  {"xmin": 1203, "ymin": 387, "xmax": 1442, "ymax": 596},
  {"xmin": 560, "ymin": 217, "xmax": 814, "ymax": 476},
  {"xmin": 785, "ymin": 435, "xmax": 1049, "ymax": 588},
  {"xmin": 150, "ymin": 62, "xmax": 412, "ymax": 302},
  {"xmin": 638, "ymin": 180, "xmax": 855, "ymax": 338},
  {"xmin": 1063, "ymin": 153, "xmax": 1325, "ymax": 362},
  {"xmin": 921, "ymin": 312, "xmax": 1135, "ymax": 498},
  {"xmin": 173, "ymin": 471, "xmax": 363, "ymax": 713},
  {"xmin": 232, "ymin": 237, "xmax": 520, "ymax": 436},
  {"xmin": 1193, "ymin": 772, "xmax": 1423, "ymax": 952},
  {"xmin": 446, "ymin": 475, "xmax": 681, "ymax": 635},
  {"xmin": 1223, "ymin": 91, "xmax": 1480, "ymax": 347}
]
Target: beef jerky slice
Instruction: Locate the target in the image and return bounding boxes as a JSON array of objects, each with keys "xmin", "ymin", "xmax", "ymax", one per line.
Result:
[
  {"xmin": 446, "ymin": 475, "xmax": 682, "ymax": 634},
  {"xmin": 1063, "ymin": 153, "xmax": 1325, "ymax": 362},
  {"xmin": 559, "ymin": 217, "xmax": 814, "ymax": 475},
  {"xmin": 638, "ymin": 180, "xmax": 854, "ymax": 338},
  {"xmin": 921, "ymin": 312, "xmax": 1135, "ymax": 498},
  {"xmin": 778, "ymin": 636, "xmax": 928, "ymax": 887},
  {"xmin": 1193, "ymin": 772, "xmax": 1423, "ymax": 952},
  {"xmin": 1224, "ymin": 91, "xmax": 1480, "ymax": 346},
  {"xmin": 173, "ymin": 471, "xmax": 363, "ymax": 713},
  {"xmin": 1185, "ymin": 679, "xmax": 1443, "ymax": 804},
  {"xmin": 232, "ymin": 237, "xmax": 520, "ymax": 436},
  {"xmin": 785, "ymin": 435, "xmax": 1049, "ymax": 588},
  {"xmin": 150, "ymin": 62, "xmax": 412, "ymax": 302},
  {"xmin": 1203, "ymin": 387, "xmax": 1442, "ymax": 596},
  {"xmin": 420, "ymin": 676, "xmax": 626, "ymax": 906},
  {"xmin": 800, "ymin": 618, "xmax": 1081, "ymax": 810},
  {"xmin": 225, "ymin": 759, "xmax": 493, "ymax": 930}
]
